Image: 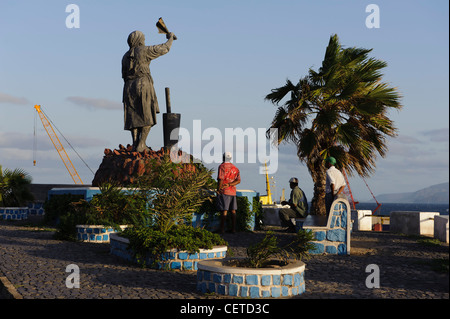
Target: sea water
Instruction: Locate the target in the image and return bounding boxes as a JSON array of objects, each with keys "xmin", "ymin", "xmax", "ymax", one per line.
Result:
[{"xmin": 353, "ymin": 202, "xmax": 449, "ymax": 216}]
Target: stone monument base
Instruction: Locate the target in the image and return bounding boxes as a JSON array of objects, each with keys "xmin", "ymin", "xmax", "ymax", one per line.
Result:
[{"xmin": 92, "ymin": 144, "xmax": 193, "ymax": 186}]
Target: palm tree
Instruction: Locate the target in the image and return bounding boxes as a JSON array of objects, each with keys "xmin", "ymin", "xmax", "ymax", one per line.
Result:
[
  {"xmin": 0, "ymin": 165, "xmax": 34, "ymax": 207},
  {"xmin": 265, "ymin": 34, "xmax": 402, "ymax": 215}
]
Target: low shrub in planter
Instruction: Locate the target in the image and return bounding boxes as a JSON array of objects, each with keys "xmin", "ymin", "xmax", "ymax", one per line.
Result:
[
  {"xmin": 50, "ymin": 182, "xmax": 148, "ymax": 241},
  {"xmin": 135, "ymin": 155, "xmax": 216, "ymax": 234},
  {"xmin": 120, "ymin": 225, "xmax": 228, "ymax": 268},
  {"xmin": 196, "ymin": 230, "xmax": 313, "ymax": 297},
  {"xmin": 43, "ymin": 193, "xmax": 84, "ymax": 225},
  {"xmin": 75, "ymin": 182, "xmax": 148, "ymax": 228},
  {"xmin": 113, "ymin": 154, "xmax": 229, "ymax": 268},
  {"xmin": 239, "ymin": 229, "xmax": 315, "ymax": 268}
]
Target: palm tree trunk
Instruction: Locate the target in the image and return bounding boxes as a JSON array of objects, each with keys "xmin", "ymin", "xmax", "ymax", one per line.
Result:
[{"xmin": 307, "ymin": 156, "xmax": 327, "ymax": 216}]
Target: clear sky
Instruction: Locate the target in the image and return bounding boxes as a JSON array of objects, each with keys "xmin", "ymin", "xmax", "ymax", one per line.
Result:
[{"xmin": 1, "ymin": 0, "xmax": 448, "ymax": 203}]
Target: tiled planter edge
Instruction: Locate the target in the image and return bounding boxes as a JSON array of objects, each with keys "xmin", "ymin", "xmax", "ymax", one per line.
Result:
[
  {"xmin": 110, "ymin": 233, "xmax": 227, "ymax": 271},
  {"xmin": 76, "ymin": 225, "xmax": 127, "ymax": 243},
  {"xmin": 0, "ymin": 207, "xmax": 28, "ymax": 220},
  {"xmin": 197, "ymin": 258, "xmax": 306, "ymax": 298}
]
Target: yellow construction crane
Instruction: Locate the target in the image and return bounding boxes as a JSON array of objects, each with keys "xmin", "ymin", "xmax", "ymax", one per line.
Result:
[{"xmin": 33, "ymin": 104, "xmax": 83, "ymax": 184}]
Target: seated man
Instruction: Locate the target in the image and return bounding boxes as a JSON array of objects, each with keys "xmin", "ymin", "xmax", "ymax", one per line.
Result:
[{"xmin": 279, "ymin": 177, "xmax": 308, "ymax": 232}]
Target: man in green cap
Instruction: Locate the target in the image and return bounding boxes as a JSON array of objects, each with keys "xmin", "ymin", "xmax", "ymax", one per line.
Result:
[{"xmin": 325, "ymin": 157, "xmax": 346, "ymax": 214}]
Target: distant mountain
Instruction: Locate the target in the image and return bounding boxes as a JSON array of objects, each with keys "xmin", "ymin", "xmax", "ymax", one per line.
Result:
[{"xmin": 369, "ymin": 182, "xmax": 449, "ymax": 204}]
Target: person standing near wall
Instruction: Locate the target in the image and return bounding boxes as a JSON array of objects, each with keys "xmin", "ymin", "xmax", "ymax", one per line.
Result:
[{"xmin": 217, "ymin": 152, "xmax": 241, "ymax": 234}]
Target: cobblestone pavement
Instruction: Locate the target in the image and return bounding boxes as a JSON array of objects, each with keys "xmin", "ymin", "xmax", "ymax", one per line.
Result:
[{"xmin": 0, "ymin": 219, "xmax": 448, "ymax": 300}]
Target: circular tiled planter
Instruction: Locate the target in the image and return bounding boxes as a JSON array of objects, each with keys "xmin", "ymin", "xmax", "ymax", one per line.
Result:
[
  {"xmin": 197, "ymin": 258, "xmax": 306, "ymax": 298},
  {"xmin": 76, "ymin": 225, "xmax": 127, "ymax": 243},
  {"xmin": 109, "ymin": 233, "xmax": 227, "ymax": 271}
]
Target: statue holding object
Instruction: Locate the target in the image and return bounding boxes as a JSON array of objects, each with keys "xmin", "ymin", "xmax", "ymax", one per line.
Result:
[{"xmin": 121, "ymin": 21, "xmax": 176, "ymax": 152}]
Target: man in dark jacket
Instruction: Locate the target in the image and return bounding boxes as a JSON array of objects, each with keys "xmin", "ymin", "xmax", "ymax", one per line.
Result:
[{"xmin": 279, "ymin": 177, "xmax": 308, "ymax": 232}]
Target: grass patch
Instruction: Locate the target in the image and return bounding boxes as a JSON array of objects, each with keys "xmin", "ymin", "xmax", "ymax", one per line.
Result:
[
  {"xmin": 15, "ymin": 221, "xmax": 56, "ymax": 232},
  {"xmin": 416, "ymin": 237, "xmax": 442, "ymax": 247},
  {"xmin": 403, "ymin": 233, "xmax": 444, "ymax": 247}
]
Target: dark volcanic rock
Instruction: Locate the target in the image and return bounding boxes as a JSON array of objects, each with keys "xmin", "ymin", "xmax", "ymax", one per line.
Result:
[{"xmin": 91, "ymin": 145, "xmax": 193, "ymax": 186}]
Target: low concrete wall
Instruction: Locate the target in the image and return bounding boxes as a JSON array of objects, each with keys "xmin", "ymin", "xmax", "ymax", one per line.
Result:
[
  {"xmin": 390, "ymin": 211, "xmax": 440, "ymax": 237},
  {"xmin": 351, "ymin": 210, "xmax": 373, "ymax": 231},
  {"xmin": 434, "ymin": 215, "xmax": 449, "ymax": 243},
  {"xmin": 262, "ymin": 205, "xmax": 288, "ymax": 226}
]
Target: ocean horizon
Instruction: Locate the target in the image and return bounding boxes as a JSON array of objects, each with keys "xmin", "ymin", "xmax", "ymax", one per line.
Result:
[
  {"xmin": 351, "ymin": 202, "xmax": 449, "ymax": 216},
  {"xmin": 272, "ymin": 201, "xmax": 449, "ymax": 216}
]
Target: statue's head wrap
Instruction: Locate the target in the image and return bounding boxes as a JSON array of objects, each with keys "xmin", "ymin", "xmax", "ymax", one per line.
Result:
[
  {"xmin": 127, "ymin": 30, "xmax": 145, "ymax": 48},
  {"xmin": 126, "ymin": 31, "xmax": 145, "ymax": 62}
]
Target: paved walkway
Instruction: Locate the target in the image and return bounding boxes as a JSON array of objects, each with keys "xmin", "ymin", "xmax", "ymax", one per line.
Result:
[{"xmin": 0, "ymin": 218, "xmax": 448, "ymax": 299}]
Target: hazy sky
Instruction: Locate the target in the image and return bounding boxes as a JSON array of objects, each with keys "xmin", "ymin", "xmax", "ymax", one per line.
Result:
[{"xmin": 1, "ymin": 0, "xmax": 448, "ymax": 203}]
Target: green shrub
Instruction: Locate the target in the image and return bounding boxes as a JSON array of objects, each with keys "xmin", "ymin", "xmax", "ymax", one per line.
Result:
[
  {"xmin": 242, "ymin": 229, "xmax": 316, "ymax": 268},
  {"xmin": 53, "ymin": 207, "xmax": 85, "ymax": 241},
  {"xmin": 199, "ymin": 196, "xmax": 255, "ymax": 232},
  {"xmin": 252, "ymin": 195, "xmax": 264, "ymax": 229},
  {"xmin": 43, "ymin": 194, "xmax": 84, "ymax": 224},
  {"xmin": 43, "ymin": 194, "xmax": 86, "ymax": 240},
  {"xmin": 47, "ymin": 182, "xmax": 148, "ymax": 240},
  {"xmin": 121, "ymin": 225, "xmax": 227, "ymax": 268},
  {"xmin": 0, "ymin": 165, "xmax": 34, "ymax": 207},
  {"xmin": 79, "ymin": 182, "xmax": 149, "ymax": 228},
  {"xmin": 45, "ymin": 154, "xmax": 220, "ymax": 241},
  {"xmin": 236, "ymin": 196, "xmax": 252, "ymax": 231},
  {"xmin": 135, "ymin": 155, "xmax": 216, "ymax": 233},
  {"xmin": 115, "ymin": 154, "xmax": 228, "ymax": 268},
  {"xmin": 246, "ymin": 231, "xmax": 280, "ymax": 268}
]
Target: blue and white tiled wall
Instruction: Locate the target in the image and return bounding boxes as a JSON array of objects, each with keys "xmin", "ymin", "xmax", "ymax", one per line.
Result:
[
  {"xmin": 196, "ymin": 263, "xmax": 306, "ymax": 298},
  {"xmin": 0, "ymin": 207, "xmax": 28, "ymax": 220},
  {"xmin": 303, "ymin": 199, "xmax": 351, "ymax": 255},
  {"xmin": 0, "ymin": 202, "xmax": 45, "ymax": 221}
]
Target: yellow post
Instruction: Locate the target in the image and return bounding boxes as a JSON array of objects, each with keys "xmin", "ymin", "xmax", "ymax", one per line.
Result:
[{"xmin": 264, "ymin": 161, "xmax": 273, "ymax": 205}]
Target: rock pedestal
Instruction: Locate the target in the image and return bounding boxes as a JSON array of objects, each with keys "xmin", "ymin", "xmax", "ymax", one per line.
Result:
[{"xmin": 91, "ymin": 144, "xmax": 192, "ymax": 186}]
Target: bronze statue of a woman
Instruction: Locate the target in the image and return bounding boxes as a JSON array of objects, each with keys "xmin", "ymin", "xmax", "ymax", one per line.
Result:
[{"xmin": 122, "ymin": 30, "xmax": 175, "ymax": 152}]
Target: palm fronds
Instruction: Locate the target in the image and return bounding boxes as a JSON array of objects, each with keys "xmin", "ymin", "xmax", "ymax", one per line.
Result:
[
  {"xmin": 265, "ymin": 34, "xmax": 402, "ymax": 214},
  {"xmin": 0, "ymin": 165, "xmax": 34, "ymax": 207}
]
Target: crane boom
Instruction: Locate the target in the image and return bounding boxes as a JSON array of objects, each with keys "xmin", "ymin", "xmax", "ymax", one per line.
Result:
[
  {"xmin": 34, "ymin": 105, "xmax": 83, "ymax": 184},
  {"xmin": 341, "ymin": 168, "xmax": 381, "ymax": 214}
]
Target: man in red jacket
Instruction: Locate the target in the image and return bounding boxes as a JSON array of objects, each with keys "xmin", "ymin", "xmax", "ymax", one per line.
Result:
[{"xmin": 217, "ymin": 152, "xmax": 241, "ymax": 234}]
